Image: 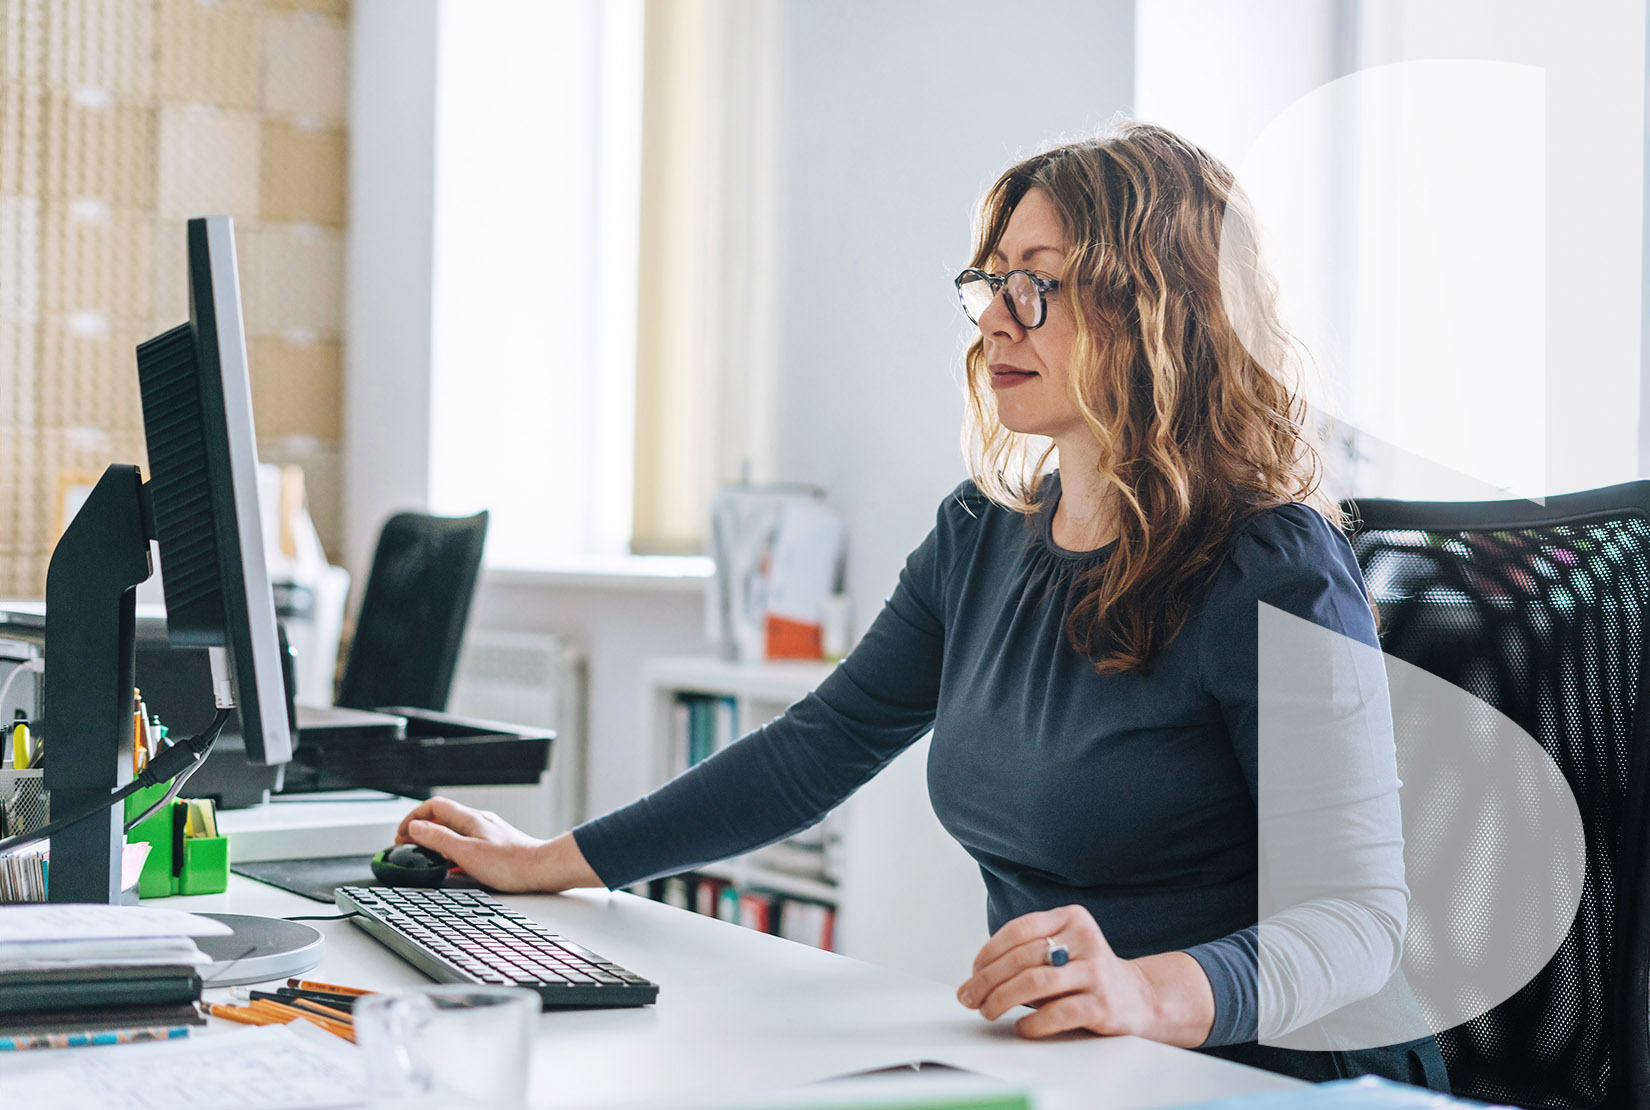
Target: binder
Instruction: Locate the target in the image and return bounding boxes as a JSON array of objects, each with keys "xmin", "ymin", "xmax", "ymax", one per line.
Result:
[{"xmin": 0, "ymin": 965, "xmax": 202, "ymax": 1016}]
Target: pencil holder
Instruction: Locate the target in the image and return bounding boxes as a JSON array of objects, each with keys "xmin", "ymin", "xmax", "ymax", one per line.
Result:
[{"xmin": 123, "ymin": 784, "xmax": 229, "ymax": 898}]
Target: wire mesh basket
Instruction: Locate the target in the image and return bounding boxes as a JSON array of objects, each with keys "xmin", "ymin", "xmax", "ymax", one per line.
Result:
[
  {"xmin": 0, "ymin": 768, "xmax": 48, "ymax": 840},
  {"xmin": 0, "ymin": 768, "xmax": 49, "ymax": 902}
]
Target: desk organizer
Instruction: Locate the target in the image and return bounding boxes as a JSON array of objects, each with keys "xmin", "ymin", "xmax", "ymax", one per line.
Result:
[
  {"xmin": 281, "ymin": 708, "xmax": 554, "ymax": 796},
  {"xmin": 123, "ymin": 783, "xmax": 229, "ymax": 897},
  {"xmin": 0, "ymin": 768, "xmax": 48, "ymax": 841}
]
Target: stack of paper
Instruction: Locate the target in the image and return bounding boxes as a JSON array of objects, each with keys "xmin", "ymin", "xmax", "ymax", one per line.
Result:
[
  {"xmin": 0, "ymin": 903, "xmax": 228, "ymax": 969},
  {"xmin": 0, "ymin": 905, "xmax": 229, "ymax": 1049}
]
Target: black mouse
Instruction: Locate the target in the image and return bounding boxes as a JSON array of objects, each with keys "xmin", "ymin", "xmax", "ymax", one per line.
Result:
[{"xmin": 371, "ymin": 843, "xmax": 452, "ymax": 887}]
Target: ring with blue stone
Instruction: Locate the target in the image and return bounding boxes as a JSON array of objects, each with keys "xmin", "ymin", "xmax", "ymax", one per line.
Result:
[{"xmin": 1044, "ymin": 936, "xmax": 1070, "ymax": 967}]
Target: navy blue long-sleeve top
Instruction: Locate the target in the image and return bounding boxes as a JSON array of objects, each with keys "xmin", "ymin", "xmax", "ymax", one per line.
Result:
[{"xmin": 573, "ymin": 475, "xmax": 1404, "ymax": 1048}]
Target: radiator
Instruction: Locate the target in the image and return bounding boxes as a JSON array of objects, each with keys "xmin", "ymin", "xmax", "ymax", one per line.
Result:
[{"xmin": 441, "ymin": 631, "xmax": 586, "ymax": 838}]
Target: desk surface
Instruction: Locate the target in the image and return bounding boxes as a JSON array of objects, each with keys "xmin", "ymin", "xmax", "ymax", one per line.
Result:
[{"xmin": 158, "ymin": 874, "xmax": 1300, "ymax": 1109}]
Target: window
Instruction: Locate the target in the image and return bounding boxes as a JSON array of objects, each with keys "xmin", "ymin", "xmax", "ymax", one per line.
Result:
[
  {"xmin": 427, "ymin": 0, "xmax": 643, "ymax": 571},
  {"xmin": 426, "ymin": 0, "xmax": 781, "ymax": 572}
]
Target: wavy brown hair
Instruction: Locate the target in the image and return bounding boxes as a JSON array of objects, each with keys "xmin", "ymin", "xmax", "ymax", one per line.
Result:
[{"xmin": 963, "ymin": 121, "xmax": 1340, "ymax": 674}]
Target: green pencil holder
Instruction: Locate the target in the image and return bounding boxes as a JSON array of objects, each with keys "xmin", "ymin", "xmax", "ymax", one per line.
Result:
[{"xmin": 123, "ymin": 783, "xmax": 229, "ymax": 898}]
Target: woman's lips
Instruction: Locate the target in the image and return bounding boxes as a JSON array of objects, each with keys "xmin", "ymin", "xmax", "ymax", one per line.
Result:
[{"xmin": 990, "ymin": 365, "xmax": 1038, "ymax": 388}]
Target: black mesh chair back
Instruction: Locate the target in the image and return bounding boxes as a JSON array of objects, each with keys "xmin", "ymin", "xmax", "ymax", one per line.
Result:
[
  {"xmin": 1347, "ymin": 482, "xmax": 1650, "ymax": 1109},
  {"xmin": 336, "ymin": 510, "xmax": 488, "ymax": 712}
]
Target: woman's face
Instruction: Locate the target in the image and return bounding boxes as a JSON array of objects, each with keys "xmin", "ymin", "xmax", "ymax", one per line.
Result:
[{"xmin": 976, "ymin": 188, "xmax": 1085, "ymax": 443}]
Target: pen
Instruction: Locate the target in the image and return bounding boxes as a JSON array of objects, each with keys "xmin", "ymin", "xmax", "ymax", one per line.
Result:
[
  {"xmin": 238, "ymin": 987, "xmax": 356, "ymax": 1015},
  {"xmin": 273, "ymin": 988, "xmax": 356, "ymax": 1013},
  {"xmin": 11, "ymin": 722, "xmax": 27, "ymax": 769},
  {"xmin": 287, "ymin": 977, "xmax": 373, "ymax": 997},
  {"xmin": 0, "ymin": 1025, "xmax": 192, "ymax": 1051}
]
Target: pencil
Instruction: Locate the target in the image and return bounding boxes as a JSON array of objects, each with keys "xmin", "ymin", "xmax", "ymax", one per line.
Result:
[
  {"xmin": 246, "ymin": 998, "xmax": 356, "ymax": 1042},
  {"xmin": 208, "ymin": 1003, "xmax": 285, "ymax": 1027},
  {"xmin": 287, "ymin": 997, "xmax": 356, "ymax": 1027},
  {"xmin": 250, "ymin": 988, "xmax": 355, "ymax": 1015},
  {"xmin": 287, "ymin": 978, "xmax": 373, "ymax": 997}
]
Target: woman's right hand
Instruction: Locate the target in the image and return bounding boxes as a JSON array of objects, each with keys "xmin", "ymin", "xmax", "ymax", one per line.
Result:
[{"xmin": 394, "ymin": 796, "xmax": 602, "ymax": 893}]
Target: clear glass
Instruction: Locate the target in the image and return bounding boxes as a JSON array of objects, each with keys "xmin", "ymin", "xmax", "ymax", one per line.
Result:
[{"xmin": 355, "ymin": 985, "xmax": 538, "ymax": 1110}]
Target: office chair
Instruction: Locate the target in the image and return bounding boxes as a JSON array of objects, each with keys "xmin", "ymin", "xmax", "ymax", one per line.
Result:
[
  {"xmin": 1347, "ymin": 482, "xmax": 1650, "ymax": 1109},
  {"xmin": 336, "ymin": 510, "xmax": 489, "ymax": 713}
]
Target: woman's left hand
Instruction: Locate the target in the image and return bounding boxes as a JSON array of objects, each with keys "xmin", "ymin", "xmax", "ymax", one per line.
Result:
[{"xmin": 956, "ymin": 904, "xmax": 1215, "ymax": 1047}]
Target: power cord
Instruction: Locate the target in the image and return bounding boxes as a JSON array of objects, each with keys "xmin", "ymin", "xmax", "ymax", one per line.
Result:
[
  {"xmin": 281, "ymin": 912, "xmax": 359, "ymax": 922},
  {"xmin": 0, "ymin": 708, "xmax": 231, "ymax": 855},
  {"xmin": 0, "ymin": 658, "xmax": 42, "ymax": 713}
]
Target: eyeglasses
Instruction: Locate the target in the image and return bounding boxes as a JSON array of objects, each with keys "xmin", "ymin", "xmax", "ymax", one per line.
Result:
[{"xmin": 954, "ymin": 268, "xmax": 1061, "ymax": 330}]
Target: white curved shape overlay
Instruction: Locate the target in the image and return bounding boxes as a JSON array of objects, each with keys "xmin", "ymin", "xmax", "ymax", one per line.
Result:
[
  {"xmin": 1217, "ymin": 59, "xmax": 1545, "ymax": 501},
  {"xmin": 1256, "ymin": 604, "xmax": 1585, "ymax": 1050}
]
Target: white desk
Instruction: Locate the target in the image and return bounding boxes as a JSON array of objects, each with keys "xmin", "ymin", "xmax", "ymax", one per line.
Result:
[
  {"xmin": 161, "ymin": 875, "xmax": 1302, "ymax": 1109},
  {"xmin": 217, "ymin": 790, "xmax": 418, "ymax": 862}
]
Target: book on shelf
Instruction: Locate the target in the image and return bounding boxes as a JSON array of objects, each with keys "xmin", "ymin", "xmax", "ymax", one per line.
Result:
[
  {"xmin": 737, "ymin": 890, "xmax": 776, "ymax": 933},
  {"xmin": 674, "ymin": 693, "xmax": 740, "ymax": 769},
  {"xmin": 650, "ymin": 872, "xmax": 837, "ymax": 952},
  {"xmin": 716, "ymin": 884, "xmax": 740, "ymax": 923}
]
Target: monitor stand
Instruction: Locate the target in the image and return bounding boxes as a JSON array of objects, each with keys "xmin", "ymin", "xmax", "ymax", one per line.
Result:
[
  {"xmin": 192, "ymin": 913, "xmax": 325, "ymax": 987},
  {"xmin": 40, "ymin": 467, "xmax": 327, "ymax": 982}
]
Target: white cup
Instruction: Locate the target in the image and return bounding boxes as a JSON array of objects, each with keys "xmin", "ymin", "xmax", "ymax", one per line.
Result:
[{"xmin": 354, "ymin": 985, "xmax": 538, "ymax": 1109}]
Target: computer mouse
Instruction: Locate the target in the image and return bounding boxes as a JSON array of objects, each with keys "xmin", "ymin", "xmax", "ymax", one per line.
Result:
[{"xmin": 371, "ymin": 843, "xmax": 452, "ymax": 887}]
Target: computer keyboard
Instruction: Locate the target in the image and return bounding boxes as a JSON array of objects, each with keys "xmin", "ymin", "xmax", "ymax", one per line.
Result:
[{"xmin": 334, "ymin": 886, "xmax": 659, "ymax": 1007}]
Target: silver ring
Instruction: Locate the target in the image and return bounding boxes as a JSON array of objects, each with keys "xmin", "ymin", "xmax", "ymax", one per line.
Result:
[{"xmin": 1044, "ymin": 936, "xmax": 1070, "ymax": 967}]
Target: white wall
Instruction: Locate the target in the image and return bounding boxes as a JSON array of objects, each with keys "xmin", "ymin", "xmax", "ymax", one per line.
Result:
[
  {"xmin": 774, "ymin": 0, "xmax": 1136, "ymax": 623},
  {"xmin": 342, "ymin": 0, "xmax": 439, "ymax": 576}
]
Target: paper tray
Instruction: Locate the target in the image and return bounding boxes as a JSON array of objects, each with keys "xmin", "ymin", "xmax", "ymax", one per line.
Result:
[{"xmin": 280, "ymin": 707, "xmax": 553, "ymax": 796}]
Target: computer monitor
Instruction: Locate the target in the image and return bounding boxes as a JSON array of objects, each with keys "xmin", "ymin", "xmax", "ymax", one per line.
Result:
[{"xmin": 42, "ymin": 214, "xmax": 292, "ymax": 903}]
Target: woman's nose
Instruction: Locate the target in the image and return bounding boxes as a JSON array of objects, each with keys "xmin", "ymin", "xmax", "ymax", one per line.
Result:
[{"xmin": 976, "ymin": 286, "xmax": 1022, "ymax": 339}]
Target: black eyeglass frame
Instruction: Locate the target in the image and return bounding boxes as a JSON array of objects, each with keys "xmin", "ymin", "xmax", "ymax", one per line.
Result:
[{"xmin": 954, "ymin": 267, "xmax": 1062, "ymax": 330}]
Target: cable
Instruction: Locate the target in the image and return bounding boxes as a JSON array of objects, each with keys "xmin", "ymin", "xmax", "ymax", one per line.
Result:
[
  {"xmin": 281, "ymin": 912, "xmax": 359, "ymax": 922},
  {"xmin": 0, "ymin": 708, "xmax": 230, "ymax": 855},
  {"xmin": 0, "ymin": 658, "xmax": 42, "ymax": 714},
  {"xmin": 121, "ymin": 745, "xmax": 209, "ymax": 833}
]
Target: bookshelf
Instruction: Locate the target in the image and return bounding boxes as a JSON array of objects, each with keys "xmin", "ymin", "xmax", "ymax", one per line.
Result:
[
  {"xmin": 637, "ymin": 654, "xmax": 989, "ymax": 982},
  {"xmin": 639, "ymin": 656, "xmax": 842, "ymax": 947}
]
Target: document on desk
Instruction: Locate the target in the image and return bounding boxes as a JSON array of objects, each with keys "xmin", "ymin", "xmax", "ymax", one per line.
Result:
[
  {"xmin": 0, "ymin": 1022, "xmax": 366, "ymax": 1109},
  {"xmin": 0, "ymin": 904, "xmax": 229, "ymax": 970}
]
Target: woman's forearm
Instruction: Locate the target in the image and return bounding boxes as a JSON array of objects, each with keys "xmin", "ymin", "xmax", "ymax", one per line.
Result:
[
  {"xmin": 533, "ymin": 830, "xmax": 604, "ymax": 891},
  {"xmin": 1134, "ymin": 951, "xmax": 1216, "ymax": 1048}
]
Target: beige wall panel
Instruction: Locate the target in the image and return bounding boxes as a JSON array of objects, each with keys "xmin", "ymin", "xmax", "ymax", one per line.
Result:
[
  {"xmin": 43, "ymin": 93, "xmax": 156, "ymax": 207},
  {"xmin": 0, "ymin": 426, "xmax": 41, "ymax": 556},
  {"xmin": 264, "ymin": 0, "xmax": 347, "ymax": 16},
  {"xmin": 149, "ymin": 215, "xmax": 188, "ymax": 328},
  {"xmin": 0, "ymin": 318, "xmax": 37, "ymax": 425},
  {"xmin": 46, "ymin": 0, "xmax": 154, "ymax": 97},
  {"xmin": 1, "ymin": 0, "xmax": 47, "ymax": 88},
  {"xmin": 156, "ymin": 103, "xmax": 260, "ymax": 222},
  {"xmin": 260, "ymin": 122, "xmax": 346, "ymax": 225},
  {"xmin": 40, "ymin": 204, "xmax": 151, "ymax": 319},
  {"xmin": 0, "ymin": 196, "xmax": 40, "ymax": 317},
  {"xmin": 155, "ymin": 0, "xmax": 262, "ymax": 109},
  {"xmin": 1, "ymin": 82, "xmax": 44, "ymax": 196},
  {"xmin": 0, "ymin": 552, "xmax": 45, "ymax": 597},
  {"xmin": 258, "ymin": 435, "xmax": 340, "ymax": 558},
  {"xmin": 36, "ymin": 321, "xmax": 147, "ymax": 431},
  {"xmin": 248, "ymin": 335, "xmax": 341, "ymax": 439},
  {"xmin": 242, "ymin": 224, "xmax": 342, "ymax": 337},
  {"xmin": 263, "ymin": 11, "xmax": 347, "ymax": 122}
]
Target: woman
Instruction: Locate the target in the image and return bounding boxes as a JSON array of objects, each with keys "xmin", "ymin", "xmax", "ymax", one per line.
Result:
[{"xmin": 395, "ymin": 122, "xmax": 1448, "ymax": 1087}]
